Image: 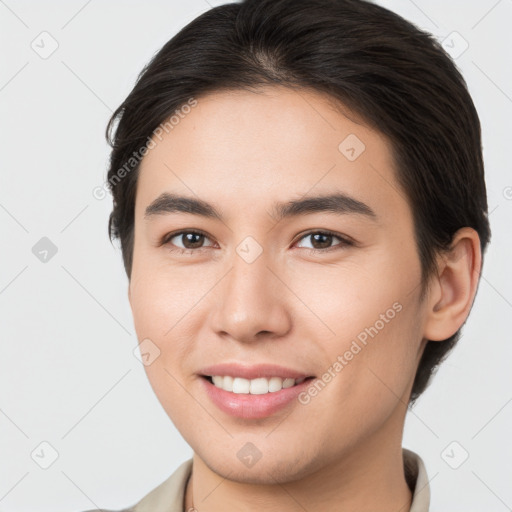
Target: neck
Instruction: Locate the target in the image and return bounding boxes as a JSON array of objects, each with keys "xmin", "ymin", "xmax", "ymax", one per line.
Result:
[{"xmin": 183, "ymin": 415, "xmax": 413, "ymax": 512}]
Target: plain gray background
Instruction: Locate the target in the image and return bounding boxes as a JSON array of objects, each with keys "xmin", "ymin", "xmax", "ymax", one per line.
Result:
[{"xmin": 1, "ymin": 1, "xmax": 511, "ymax": 510}]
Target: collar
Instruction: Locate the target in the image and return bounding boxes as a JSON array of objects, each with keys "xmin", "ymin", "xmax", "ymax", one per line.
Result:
[{"xmin": 403, "ymin": 448, "xmax": 430, "ymax": 511}]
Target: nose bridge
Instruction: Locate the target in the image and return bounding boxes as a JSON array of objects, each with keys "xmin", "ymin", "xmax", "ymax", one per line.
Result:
[{"xmin": 211, "ymin": 244, "xmax": 291, "ymax": 341}]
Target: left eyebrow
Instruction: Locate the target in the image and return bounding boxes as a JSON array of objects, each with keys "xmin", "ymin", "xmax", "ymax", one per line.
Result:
[
  {"xmin": 144, "ymin": 192, "xmax": 378, "ymax": 222},
  {"xmin": 271, "ymin": 193, "xmax": 377, "ymax": 222}
]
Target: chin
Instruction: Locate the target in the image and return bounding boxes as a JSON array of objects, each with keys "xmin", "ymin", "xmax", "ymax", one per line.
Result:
[{"xmin": 196, "ymin": 443, "xmax": 325, "ymax": 485}]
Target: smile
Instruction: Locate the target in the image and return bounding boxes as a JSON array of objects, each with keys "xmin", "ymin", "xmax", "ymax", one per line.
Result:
[
  {"xmin": 200, "ymin": 375, "xmax": 315, "ymax": 419},
  {"xmin": 205, "ymin": 375, "xmax": 310, "ymax": 394}
]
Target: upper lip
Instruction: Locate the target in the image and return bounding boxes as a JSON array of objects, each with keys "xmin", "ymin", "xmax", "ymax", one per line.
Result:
[{"xmin": 199, "ymin": 363, "xmax": 314, "ymax": 380}]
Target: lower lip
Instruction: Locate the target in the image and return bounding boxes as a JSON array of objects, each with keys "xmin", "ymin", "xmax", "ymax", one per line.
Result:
[{"xmin": 200, "ymin": 376, "xmax": 314, "ymax": 419}]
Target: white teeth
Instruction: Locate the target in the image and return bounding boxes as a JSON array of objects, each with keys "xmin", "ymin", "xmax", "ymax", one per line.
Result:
[
  {"xmin": 232, "ymin": 377, "xmax": 250, "ymax": 394},
  {"xmin": 250, "ymin": 377, "xmax": 268, "ymax": 395},
  {"xmin": 223, "ymin": 375, "xmax": 234, "ymax": 392},
  {"xmin": 268, "ymin": 377, "xmax": 283, "ymax": 392},
  {"xmin": 282, "ymin": 378, "xmax": 295, "ymax": 388},
  {"xmin": 212, "ymin": 375, "xmax": 223, "ymax": 388},
  {"xmin": 209, "ymin": 375, "xmax": 305, "ymax": 394}
]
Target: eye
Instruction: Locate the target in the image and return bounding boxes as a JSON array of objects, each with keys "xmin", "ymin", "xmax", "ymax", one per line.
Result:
[
  {"xmin": 161, "ymin": 230, "xmax": 215, "ymax": 253},
  {"xmin": 294, "ymin": 230, "xmax": 354, "ymax": 252},
  {"xmin": 160, "ymin": 229, "xmax": 354, "ymax": 255}
]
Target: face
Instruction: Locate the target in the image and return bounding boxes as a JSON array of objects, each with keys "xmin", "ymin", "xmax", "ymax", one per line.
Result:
[{"xmin": 129, "ymin": 86, "xmax": 428, "ymax": 483}]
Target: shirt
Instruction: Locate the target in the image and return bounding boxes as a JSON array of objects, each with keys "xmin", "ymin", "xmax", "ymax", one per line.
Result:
[{"xmin": 83, "ymin": 448, "xmax": 430, "ymax": 512}]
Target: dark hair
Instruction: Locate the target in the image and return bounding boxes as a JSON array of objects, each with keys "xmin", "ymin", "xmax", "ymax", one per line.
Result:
[{"xmin": 105, "ymin": 0, "xmax": 491, "ymax": 404}]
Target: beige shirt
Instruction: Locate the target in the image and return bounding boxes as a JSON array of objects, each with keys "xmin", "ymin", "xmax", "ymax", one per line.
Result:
[{"xmin": 85, "ymin": 448, "xmax": 430, "ymax": 512}]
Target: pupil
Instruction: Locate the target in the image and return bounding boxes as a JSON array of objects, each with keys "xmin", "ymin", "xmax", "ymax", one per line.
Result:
[
  {"xmin": 312, "ymin": 233, "xmax": 331, "ymax": 249},
  {"xmin": 184, "ymin": 233, "xmax": 203, "ymax": 248}
]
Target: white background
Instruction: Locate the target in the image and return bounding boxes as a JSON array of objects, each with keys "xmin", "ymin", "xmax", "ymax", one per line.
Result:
[{"xmin": 1, "ymin": 1, "xmax": 511, "ymax": 511}]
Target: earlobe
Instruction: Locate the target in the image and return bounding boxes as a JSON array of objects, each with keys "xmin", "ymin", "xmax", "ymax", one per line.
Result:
[{"xmin": 423, "ymin": 227, "xmax": 482, "ymax": 342}]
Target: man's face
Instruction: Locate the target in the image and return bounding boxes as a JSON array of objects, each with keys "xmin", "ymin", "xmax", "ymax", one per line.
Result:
[{"xmin": 129, "ymin": 86, "xmax": 428, "ymax": 483}]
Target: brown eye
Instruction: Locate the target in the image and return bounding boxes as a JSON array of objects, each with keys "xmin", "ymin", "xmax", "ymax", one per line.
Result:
[
  {"xmin": 177, "ymin": 232, "xmax": 205, "ymax": 249},
  {"xmin": 295, "ymin": 231, "xmax": 353, "ymax": 251},
  {"xmin": 310, "ymin": 232, "xmax": 334, "ymax": 249},
  {"xmin": 163, "ymin": 230, "xmax": 215, "ymax": 252}
]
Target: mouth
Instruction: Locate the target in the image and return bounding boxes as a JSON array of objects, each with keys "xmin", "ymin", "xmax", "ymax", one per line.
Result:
[
  {"xmin": 201, "ymin": 374, "xmax": 316, "ymax": 395},
  {"xmin": 197, "ymin": 362, "xmax": 317, "ymax": 418},
  {"xmin": 200, "ymin": 373, "xmax": 316, "ymax": 419}
]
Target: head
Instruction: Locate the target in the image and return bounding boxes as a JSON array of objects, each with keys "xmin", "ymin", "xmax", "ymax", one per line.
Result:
[{"xmin": 105, "ymin": 0, "xmax": 490, "ymax": 482}]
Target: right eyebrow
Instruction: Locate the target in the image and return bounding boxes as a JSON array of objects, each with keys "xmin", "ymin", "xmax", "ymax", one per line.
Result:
[{"xmin": 144, "ymin": 193, "xmax": 222, "ymax": 221}]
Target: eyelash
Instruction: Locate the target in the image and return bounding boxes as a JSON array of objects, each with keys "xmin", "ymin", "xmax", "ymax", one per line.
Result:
[{"xmin": 160, "ymin": 229, "xmax": 354, "ymax": 255}]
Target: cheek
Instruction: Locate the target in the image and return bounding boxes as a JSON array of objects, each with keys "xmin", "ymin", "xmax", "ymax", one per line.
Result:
[
  {"xmin": 129, "ymin": 273, "xmax": 202, "ymax": 430},
  {"xmin": 129, "ymin": 256, "xmax": 209, "ymax": 337},
  {"xmin": 306, "ymin": 306, "xmax": 422, "ymax": 451},
  {"xmin": 293, "ymin": 247, "xmax": 422, "ymax": 399},
  {"xmin": 288, "ymin": 254, "xmax": 408, "ymax": 343}
]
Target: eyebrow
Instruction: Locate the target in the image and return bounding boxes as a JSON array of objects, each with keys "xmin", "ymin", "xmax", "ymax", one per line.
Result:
[{"xmin": 144, "ymin": 192, "xmax": 378, "ymax": 222}]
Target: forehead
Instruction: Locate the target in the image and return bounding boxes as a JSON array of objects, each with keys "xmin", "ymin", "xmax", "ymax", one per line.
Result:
[{"xmin": 136, "ymin": 86, "xmax": 409, "ymax": 224}]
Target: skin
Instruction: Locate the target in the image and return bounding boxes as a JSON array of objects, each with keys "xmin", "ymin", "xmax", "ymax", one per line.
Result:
[{"xmin": 128, "ymin": 86, "xmax": 481, "ymax": 511}]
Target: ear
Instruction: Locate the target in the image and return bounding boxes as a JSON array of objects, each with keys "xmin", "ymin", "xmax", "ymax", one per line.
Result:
[{"xmin": 423, "ymin": 227, "xmax": 482, "ymax": 341}]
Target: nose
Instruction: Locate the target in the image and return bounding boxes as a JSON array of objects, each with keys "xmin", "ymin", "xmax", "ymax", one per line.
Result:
[{"xmin": 209, "ymin": 249, "xmax": 292, "ymax": 344}]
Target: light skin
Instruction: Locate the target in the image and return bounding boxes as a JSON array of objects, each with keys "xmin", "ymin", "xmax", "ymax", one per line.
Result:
[{"xmin": 127, "ymin": 86, "xmax": 481, "ymax": 511}]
